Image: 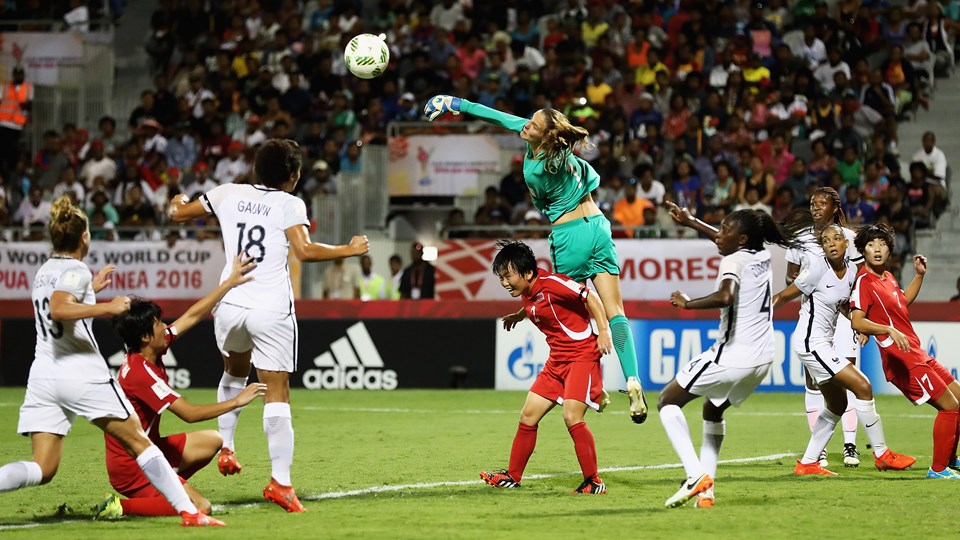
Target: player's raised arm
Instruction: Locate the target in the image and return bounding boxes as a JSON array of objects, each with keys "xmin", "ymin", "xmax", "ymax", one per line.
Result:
[
  {"xmin": 424, "ymin": 96, "xmax": 528, "ymax": 132},
  {"xmin": 171, "ymin": 256, "xmax": 256, "ymax": 335},
  {"xmin": 903, "ymin": 254, "xmax": 927, "ymax": 305},
  {"xmin": 665, "ymin": 201, "xmax": 719, "ymax": 241},
  {"xmin": 286, "ymin": 224, "xmax": 369, "ymax": 262},
  {"xmin": 50, "ymin": 292, "xmax": 129, "ymax": 321},
  {"xmin": 671, "ymin": 279, "xmax": 738, "ymax": 310},
  {"xmin": 168, "ymin": 193, "xmax": 210, "ymax": 222},
  {"xmin": 167, "ymin": 382, "xmax": 267, "ymax": 423}
]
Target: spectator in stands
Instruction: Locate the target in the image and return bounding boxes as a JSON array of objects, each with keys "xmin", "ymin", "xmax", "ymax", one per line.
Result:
[
  {"xmin": 861, "ymin": 159, "xmax": 891, "ymax": 210},
  {"xmin": 613, "ymin": 177, "xmax": 656, "ymax": 238},
  {"xmin": 129, "ymin": 91, "xmax": 158, "ymax": 130},
  {"xmin": 711, "ymin": 160, "xmax": 739, "ymax": 213},
  {"xmin": 836, "ymin": 145, "xmax": 864, "ymax": 189},
  {"xmin": 232, "ymin": 115, "xmax": 267, "ymax": 148},
  {"xmin": 738, "ymin": 155, "xmax": 776, "ymax": 208},
  {"xmin": 906, "ymin": 161, "xmax": 934, "ymax": 229},
  {"xmin": 770, "ymin": 186, "xmax": 796, "ymax": 222},
  {"xmin": 322, "ymin": 258, "xmax": 361, "ymax": 300},
  {"xmin": 734, "ymin": 184, "xmax": 772, "ymax": 215},
  {"xmin": 165, "ymin": 122, "xmax": 198, "ymax": 170},
  {"xmin": 903, "ymin": 22, "xmax": 934, "ymax": 84},
  {"xmin": 151, "ymin": 167, "xmax": 183, "ymax": 218},
  {"xmin": 52, "ymin": 167, "xmax": 84, "ymax": 205},
  {"xmin": 14, "ymin": 185, "xmax": 50, "ymax": 237},
  {"xmin": 825, "ymin": 113, "xmax": 864, "ymax": 158},
  {"xmin": 782, "ymin": 158, "xmax": 814, "ymax": 209},
  {"xmin": 634, "ymin": 163, "xmax": 666, "ymax": 205},
  {"xmin": 118, "ymin": 183, "xmax": 157, "ymax": 240},
  {"xmin": 499, "ymin": 155, "xmax": 527, "ymax": 207},
  {"xmin": 399, "ymin": 242, "xmax": 436, "ymax": 300},
  {"xmin": 185, "ymin": 162, "xmax": 216, "ymax": 199},
  {"xmin": 388, "ymin": 254, "xmax": 403, "ymax": 300},
  {"xmin": 34, "ymin": 131, "xmax": 72, "ymax": 193},
  {"xmin": 140, "ymin": 118, "xmax": 168, "ymax": 157},
  {"xmin": 814, "ymin": 47, "xmax": 851, "ymax": 92},
  {"xmin": 757, "ymin": 131, "xmax": 795, "ymax": 183},
  {"xmin": 843, "ymin": 185, "xmax": 876, "ymax": 226},
  {"xmin": 950, "ymin": 277, "xmax": 960, "ymax": 302},
  {"xmin": 911, "ymin": 131, "xmax": 949, "ymax": 214},
  {"xmin": 89, "ymin": 209, "xmax": 116, "ymax": 241},
  {"xmin": 86, "ymin": 189, "xmax": 119, "ymax": 226},
  {"xmin": 214, "ymin": 141, "xmax": 249, "ymax": 185},
  {"xmin": 340, "ymin": 141, "xmax": 363, "ymax": 174},
  {"xmin": 79, "ymin": 140, "xmax": 116, "ymax": 189},
  {"xmin": 475, "ymin": 186, "xmax": 512, "ymax": 235},
  {"xmin": 94, "ymin": 116, "xmax": 122, "ymax": 159},
  {"xmin": 358, "ymin": 255, "xmax": 388, "ymax": 301}
]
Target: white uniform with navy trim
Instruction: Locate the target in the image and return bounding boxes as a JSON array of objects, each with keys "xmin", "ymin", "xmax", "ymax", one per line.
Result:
[
  {"xmin": 791, "ymin": 257, "xmax": 859, "ymax": 384},
  {"xmin": 18, "ymin": 256, "xmax": 133, "ymax": 435},
  {"xmin": 675, "ymin": 249, "xmax": 775, "ymax": 406},
  {"xmin": 786, "ymin": 226, "xmax": 862, "ymax": 359},
  {"xmin": 200, "ymin": 183, "xmax": 308, "ymax": 372}
]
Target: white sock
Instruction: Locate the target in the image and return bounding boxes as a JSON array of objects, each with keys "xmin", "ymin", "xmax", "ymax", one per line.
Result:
[
  {"xmin": 659, "ymin": 405, "xmax": 704, "ymax": 479},
  {"xmin": 801, "ymin": 409, "xmax": 841, "ymax": 465},
  {"xmin": 842, "ymin": 390, "xmax": 858, "ymax": 445},
  {"xmin": 136, "ymin": 445, "xmax": 198, "ymax": 514},
  {"xmin": 854, "ymin": 398, "xmax": 888, "ymax": 457},
  {"xmin": 218, "ymin": 372, "xmax": 248, "ymax": 451},
  {"xmin": 700, "ymin": 420, "xmax": 726, "ymax": 479},
  {"xmin": 804, "ymin": 388, "xmax": 824, "ymax": 432},
  {"xmin": 0, "ymin": 461, "xmax": 42, "ymax": 492},
  {"xmin": 263, "ymin": 402, "xmax": 294, "ymax": 486}
]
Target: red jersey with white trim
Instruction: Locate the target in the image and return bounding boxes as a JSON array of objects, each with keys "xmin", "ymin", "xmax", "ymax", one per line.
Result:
[
  {"xmin": 105, "ymin": 326, "xmax": 181, "ymax": 462},
  {"xmin": 521, "ymin": 271, "xmax": 599, "ymax": 363},
  {"xmin": 850, "ymin": 268, "xmax": 930, "ymax": 376}
]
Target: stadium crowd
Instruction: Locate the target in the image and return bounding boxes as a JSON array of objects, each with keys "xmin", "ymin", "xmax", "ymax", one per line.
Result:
[{"xmin": 0, "ymin": 0, "xmax": 956, "ymax": 264}]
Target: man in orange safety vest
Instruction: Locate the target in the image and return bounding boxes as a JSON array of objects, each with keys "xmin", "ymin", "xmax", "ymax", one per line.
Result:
[{"xmin": 0, "ymin": 65, "xmax": 33, "ymax": 177}]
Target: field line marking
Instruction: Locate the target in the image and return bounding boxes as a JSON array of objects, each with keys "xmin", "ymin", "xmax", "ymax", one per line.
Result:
[{"xmin": 298, "ymin": 406, "xmax": 934, "ymax": 419}]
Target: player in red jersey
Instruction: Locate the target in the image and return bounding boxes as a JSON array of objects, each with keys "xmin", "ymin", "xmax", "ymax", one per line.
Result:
[
  {"xmin": 479, "ymin": 240, "xmax": 613, "ymax": 494},
  {"xmin": 850, "ymin": 223, "xmax": 960, "ymax": 479},
  {"xmin": 95, "ymin": 256, "xmax": 268, "ymax": 519}
]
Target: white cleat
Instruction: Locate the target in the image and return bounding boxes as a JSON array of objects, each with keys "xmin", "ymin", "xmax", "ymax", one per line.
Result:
[{"xmin": 626, "ymin": 377, "xmax": 648, "ymax": 424}]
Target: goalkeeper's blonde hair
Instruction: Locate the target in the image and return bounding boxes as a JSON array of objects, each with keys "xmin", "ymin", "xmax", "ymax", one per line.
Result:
[{"xmin": 538, "ymin": 108, "xmax": 591, "ymax": 175}]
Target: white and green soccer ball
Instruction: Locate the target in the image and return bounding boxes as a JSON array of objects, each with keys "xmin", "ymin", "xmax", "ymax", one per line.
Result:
[{"xmin": 344, "ymin": 33, "xmax": 390, "ymax": 79}]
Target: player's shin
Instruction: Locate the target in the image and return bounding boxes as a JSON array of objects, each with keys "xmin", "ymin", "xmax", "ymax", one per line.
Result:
[
  {"xmin": 263, "ymin": 402, "xmax": 294, "ymax": 486},
  {"xmin": 932, "ymin": 410, "xmax": 960, "ymax": 472},
  {"xmin": 120, "ymin": 496, "xmax": 179, "ymax": 516},
  {"xmin": 700, "ymin": 420, "xmax": 726, "ymax": 478},
  {"xmin": 805, "ymin": 387, "xmax": 824, "ymax": 432},
  {"xmin": 135, "ymin": 445, "xmax": 198, "ymax": 514},
  {"xmin": 659, "ymin": 405, "xmax": 704, "ymax": 479},
  {"xmin": 217, "ymin": 373, "xmax": 248, "ymax": 451},
  {"xmin": 609, "ymin": 316, "xmax": 639, "ymax": 380},
  {"xmin": 842, "ymin": 389, "xmax": 858, "ymax": 445},
  {"xmin": 568, "ymin": 422, "xmax": 598, "ymax": 479},
  {"xmin": 0, "ymin": 461, "xmax": 42, "ymax": 492},
  {"xmin": 508, "ymin": 423, "xmax": 538, "ymax": 482},
  {"xmin": 801, "ymin": 409, "xmax": 840, "ymax": 465},
  {"xmin": 853, "ymin": 398, "xmax": 888, "ymax": 457}
]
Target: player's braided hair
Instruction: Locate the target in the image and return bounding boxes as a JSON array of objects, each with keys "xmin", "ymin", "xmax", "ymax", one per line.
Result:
[
  {"xmin": 255, "ymin": 139, "xmax": 303, "ymax": 188},
  {"xmin": 538, "ymin": 108, "xmax": 591, "ymax": 175},
  {"xmin": 492, "ymin": 239, "xmax": 538, "ymax": 278},
  {"xmin": 854, "ymin": 223, "xmax": 896, "ymax": 255},
  {"xmin": 727, "ymin": 209, "xmax": 801, "ymax": 251},
  {"xmin": 811, "ymin": 186, "xmax": 846, "ymax": 228}
]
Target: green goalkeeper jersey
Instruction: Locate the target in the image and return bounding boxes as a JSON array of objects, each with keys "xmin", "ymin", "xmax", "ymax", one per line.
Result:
[{"xmin": 459, "ymin": 100, "xmax": 601, "ymax": 223}]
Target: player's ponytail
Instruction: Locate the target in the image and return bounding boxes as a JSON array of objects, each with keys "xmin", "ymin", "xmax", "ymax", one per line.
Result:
[
  {"xmin": 811, "ymin": 186, "xmax": 846, "ymax": 227},
  {"xmin": 49, "ymin": 195, "xmax": 88, "ymax": 253},
  {"xmin": 539, "ymin": 108, "xmax": 591, "ymax": 175}
]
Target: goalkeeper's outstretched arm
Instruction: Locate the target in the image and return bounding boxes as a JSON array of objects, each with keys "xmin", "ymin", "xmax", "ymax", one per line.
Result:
[{"xmin": 424, "ymin": 95, "xmax": 527, "ymax": 133}]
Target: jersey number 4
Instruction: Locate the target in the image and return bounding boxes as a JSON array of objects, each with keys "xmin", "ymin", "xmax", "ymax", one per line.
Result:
[
  {"xmin": 34, "ymin": 297, "xmax": 64, "ymax": 340},
  {"xmin": 236, "ymin": 222, "xmax": 267, "ymax": 262},
  {"xmin": 760, "ymin": 283, "xmax": 772, "ymax": 320}
]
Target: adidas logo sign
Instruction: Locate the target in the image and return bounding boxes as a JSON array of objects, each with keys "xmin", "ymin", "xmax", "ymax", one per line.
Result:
[{"xmin": 303, "ymin": 322, "xmax": 398, "ymax": 390}]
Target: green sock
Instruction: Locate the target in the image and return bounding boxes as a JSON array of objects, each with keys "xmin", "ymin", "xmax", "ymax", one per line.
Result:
[{"xmin": 609, "ymin": 315, "xmax": 639, "ymax": 380}]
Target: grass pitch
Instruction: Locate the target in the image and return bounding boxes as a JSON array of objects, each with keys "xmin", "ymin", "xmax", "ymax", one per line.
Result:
[{"xmin": 0, "ymin": 388, "xmax": 953, "ymax": 539}]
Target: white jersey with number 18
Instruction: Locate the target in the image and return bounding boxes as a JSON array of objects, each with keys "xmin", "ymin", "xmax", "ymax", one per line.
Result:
[{"xmin": 201, "ymin": 184, "xmax": 309, "ymax": 314}]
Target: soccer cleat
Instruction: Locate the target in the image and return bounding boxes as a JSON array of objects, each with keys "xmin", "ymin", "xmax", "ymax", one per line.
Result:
[
  {"xmin": 874, "ymin": 449, "xmax": 916, "ymax": 471},
  {"xmin": 572, "ymin": 476, "xmax": 606, "ymax": 494},
  {"xmin": 479, "ymin": 469, "xmax": 520, "ymax": 489},
  {"xmin": 94, "ymin": 493, "xmax": 123, "ymax": 520},
  {"xmin": 263, "ymin": 478, "xmax": 307, "ymax": 512},
  {"xmin": 597, "ymin": 390, "xmax": 611, "ymax": 413},
  {"xmin": 180, "ymin": 511, "xmax": 226, "ymax": 527},
  {"xmin": 793, "ymin": 460, "xmax": 838, "ymax": 476},
  {"xmin": 217, "ymin": 448, "xmax": 242, "ymax": 476},
  {"xmin": 818, "ymin": 449, "xmax": 829, "ymax": 468},
  {"xmin": 695, "ymin": 487, "xmax": 715, "ymax": 508},
  {"xmin": 664, "ymin": 473, "xmax": 713, "ymax": 508},
  {"xmin": 843, "ymin": 443, "xmax": 860, "ymax": 467},
  {"xmin": 926, "ymin": 467, "xmax": 960, "ymax": 479},
  {"xmin": 626, "ymin": 377, "xmax": 648, "ymax": 424}
]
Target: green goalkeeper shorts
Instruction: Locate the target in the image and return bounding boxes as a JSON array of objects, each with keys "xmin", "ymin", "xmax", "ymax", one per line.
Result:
[{"xmin": 548, "ymin": 214, "xmax": 620, "ymax": 283}]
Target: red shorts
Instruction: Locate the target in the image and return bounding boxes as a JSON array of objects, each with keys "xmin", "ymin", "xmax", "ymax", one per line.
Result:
[
  {"xmin": 889, "ymin": 358, "xmax": 955, "ymax": 406},
  {"xmin": 107, "ymin": 433, "xmax": 188, "ymax": 498},
  {"xmin": 529, "ymin": 360, "xmax": 605, "ymax": 411}
]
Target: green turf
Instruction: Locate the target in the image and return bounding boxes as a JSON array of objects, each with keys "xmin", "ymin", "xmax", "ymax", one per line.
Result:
[{"xmin": 0, "ymin": 388, "xmax": 953, "ymax": 539}]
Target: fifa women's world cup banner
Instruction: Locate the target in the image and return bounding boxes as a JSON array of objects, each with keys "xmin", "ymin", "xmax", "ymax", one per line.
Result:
[
  {"xmin": 0, "ymin": 241, "xmax": 226, "ymax": 300},
  {"xmin": 433, "ymin": 239, "xmax": 789, "ymax": 301}
]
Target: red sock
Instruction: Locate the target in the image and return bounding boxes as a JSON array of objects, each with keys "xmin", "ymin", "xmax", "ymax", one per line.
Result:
[
  {"xmin": 953, "ymin": 411, "xmax": 960, "ymax": 466},
  {"xmin": 120, "ymin": 496, "xmax": 179, "ymax": 517},
  {"xmin": 567, "ymin": 421, "xmax": 598, "ymax": 479},
  {"xmin": 507, "ymin": 423, "xmax": 537, "ymax": 482},
  {"xmin": 932, "ymin": 409, "xmax": 959, "ymax": 472}
]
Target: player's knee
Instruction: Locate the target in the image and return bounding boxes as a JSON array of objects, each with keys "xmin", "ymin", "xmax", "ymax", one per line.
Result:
[
  {"xmin": 38, "ymin": 464, "xmax": 58, "ymax": 484},
  {"xmin": 518, "ymin": 409, "xmax": 539, "ymax": 426},
  {"xmin": 562, "ymin": 410, "xmax": 584, "ymax": 427},
  {"xmin": 849, "ymin": 379, "xmax": 873, "ymax": 400}
]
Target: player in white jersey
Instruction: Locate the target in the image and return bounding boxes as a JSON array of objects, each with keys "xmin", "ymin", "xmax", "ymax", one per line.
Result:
[
  {"xmin": 773, "ymin": 224, "xmax": 915, "ymax": 476},
  {"xmin": 785, "ymin": 187, "xmax": 865, "ymax": 467},
  {"xmin": 169, "ymin": 139, "xmax": 369, "ymax": 512},
  {"xmin": 659, "ymin": 205, "xmax": 799, "ymax": 509},
  {"xmin": 0, "ymin": 196, "xmax": 224, "ymax": 527}
]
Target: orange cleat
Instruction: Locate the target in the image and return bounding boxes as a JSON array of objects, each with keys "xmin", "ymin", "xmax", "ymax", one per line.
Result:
[
  {"xmin": 794, "ymin": 460, "xmax": 838, "ymax": 476},
  {"xmin": 874, "ymin": 449, "xmax": 917, "ymax": 471},
  {"xmin": 181, "ymin": 511, "xmax": 226, "ymax": 527},
  {"xmin": 218, "ymin": 448, "xmax": 242, "ymax": 476},
  {"xmin": 263, "ymin": 478, "xmax": 307, "ymax": 512},
  {"xmin": 695, "ymin": 487, "xmax": 715, "ymax": 508}
]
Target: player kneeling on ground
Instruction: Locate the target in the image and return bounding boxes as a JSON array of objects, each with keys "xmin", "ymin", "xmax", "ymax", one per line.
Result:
[
  {"xmin": 772, "ymin": 224, "xmax": 915, "ymax": 476},
  {"xmin": 480, "ymin": 240, "xmax": 612, "ymax": 494},
  {"xmin": 97, "ymin": 256, "xmax": 267, "ymax": 519},
  {"xmin": 849, "ymin": 224, "xmax": 960, "ymax": 479}
]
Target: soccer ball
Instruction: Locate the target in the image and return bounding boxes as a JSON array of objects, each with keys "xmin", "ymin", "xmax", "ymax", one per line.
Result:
[{"xmin": 344, "ymin": 34, "xmax": 389, "ymax": 79}]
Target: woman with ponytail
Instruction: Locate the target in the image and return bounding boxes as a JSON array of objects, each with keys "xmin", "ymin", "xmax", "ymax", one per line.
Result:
[
  {"xmin": 657, "ymin": 204, "xmax": 799, "ymax": 509},
  {"xmin": 785, "ymin": 186, "xmax": 866, "ymax": 469},
  {"xmin": 0, "ymin": 196, "xmax": 223, "ymax": 526},
  {"xmin": 425, "ymin": 95, "xmax": 648, "ymax": 424}
]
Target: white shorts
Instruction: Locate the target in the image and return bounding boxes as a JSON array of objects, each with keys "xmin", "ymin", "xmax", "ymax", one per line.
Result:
[
  {"xmin": 17, "ymin": 378, "xmax": 133, "ymax": 436},
  {"xmin": 214, "ymin": 302, "xmax": 299, "ymax": 372},
  {"xmin": 798, "ymin": 343, "xmax": 851, "ymax": 385},
  {"xmin": 675, "ymin": 345, "xmax": 771, "ymax": 407},
  {"xmin": 833, "ymin": 316, "xmax": 860, "ymax": 361}
]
